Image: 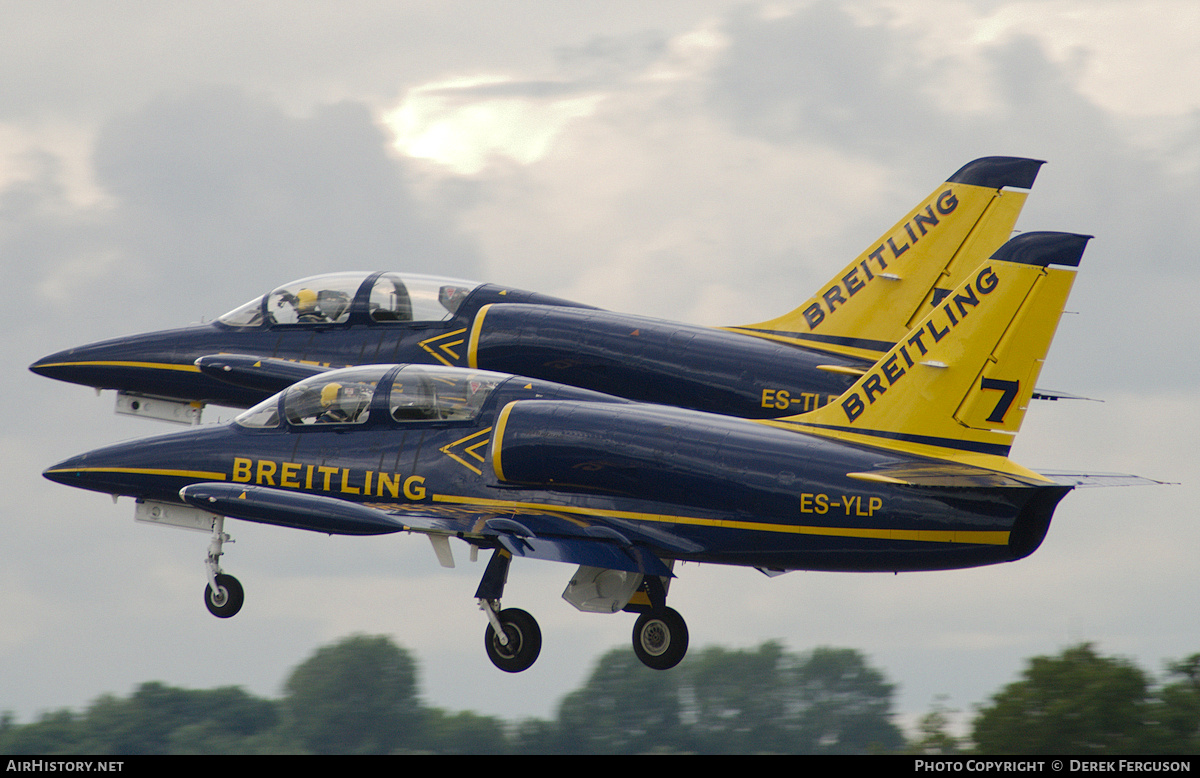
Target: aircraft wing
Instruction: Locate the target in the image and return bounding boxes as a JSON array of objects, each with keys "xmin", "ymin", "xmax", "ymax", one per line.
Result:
[
  {"xmin": 178, "ymin": 482, "xmax": 674, "ymax": 576},
  {"xmin": 194, "ymin": 354, "xmax": 334, "ymax": 395}
]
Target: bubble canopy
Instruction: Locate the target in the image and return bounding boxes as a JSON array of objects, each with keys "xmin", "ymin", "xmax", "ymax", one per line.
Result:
[
  {"xmin": 218, "ymin": 272, "xmax": 481, "ymax": 327},
  {"xmin": 235, "ymin": 364, "xmax": 508, "ymax": 429}
]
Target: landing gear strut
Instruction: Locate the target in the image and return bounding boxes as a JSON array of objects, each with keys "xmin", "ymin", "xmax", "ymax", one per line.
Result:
[
  {"xmin": 628, "ymin": 572, "xmax": 688, "ymax": 670},
  {"xmin": 203, "ymin": 516, "xmax": 243, "ymax": 618},
  {"xmin": 476, "ymin": 548, "xmax": 541, "ymax": 672}
]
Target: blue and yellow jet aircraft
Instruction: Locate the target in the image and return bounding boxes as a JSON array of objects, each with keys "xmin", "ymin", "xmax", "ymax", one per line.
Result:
[
  {"xmin": 31, "ymin": 157, "xmax": 1045, "ymax": 423},
  {"xmin": 44, "ymin": 231, "xmax": 1150, "ymax": 673}
]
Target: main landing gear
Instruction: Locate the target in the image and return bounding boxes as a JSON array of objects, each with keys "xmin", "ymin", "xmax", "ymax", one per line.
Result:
[
  {"xmin": 203, "ymin": 515, "xmax": 244, "ymax": 618},
  {"xmin": 628, "ymin": 573, "xmax": 688, "ymax": 671},
  {"xmin": 476, "ymin": 549, "xmax": 542, "ymax": 672},
  {"xmin": 473, "ymin": 549, "xmax": 689, "ymax": 673},
  {"xmin": 632, "ymin": 607, "xmax": 689, "ymax": 671}
]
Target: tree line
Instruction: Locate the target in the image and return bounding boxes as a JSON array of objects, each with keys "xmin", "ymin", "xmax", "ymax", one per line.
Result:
[{"xmin": 3, "ymin": 637, "xmax": 1199, "ymax": 754}]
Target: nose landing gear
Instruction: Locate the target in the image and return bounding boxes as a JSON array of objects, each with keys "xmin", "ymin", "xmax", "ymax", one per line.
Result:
[
  {"xmin": 203, "ymin": 515, "xmax": 243, "ymax": 618},
  {"xmin": 476, "ymin": 548, "xmax": 542, "ymax": 672}
]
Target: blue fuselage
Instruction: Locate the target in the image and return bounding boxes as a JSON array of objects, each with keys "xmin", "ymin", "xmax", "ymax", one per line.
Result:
[
  {"xmin": 31, "ymin": 278, "xmax": 863, "ymax": 418},
  {"xmin": 44, "ymin": 367, "xmax": 1068, "ymax": 575}
]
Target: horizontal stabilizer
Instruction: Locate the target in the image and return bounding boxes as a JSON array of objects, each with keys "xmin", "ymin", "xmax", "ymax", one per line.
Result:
[
  {"xmin": 1037, "ymin": 472, "xmax": 1172, "ymax": 488},
  {"xmin": 1030, "ymin": 387, "xmax": 1099, "ymax": 402},
  {"xmin": 179, "ymin": 482, "xmax": 405, "ymax": 535},
  {"xmin": 846, "ymin": 463, "xmax": 1053, "ymax": 488},
  {"xmin": 194, "ymin": 354, "xmax": 333, "ymax": 394}
]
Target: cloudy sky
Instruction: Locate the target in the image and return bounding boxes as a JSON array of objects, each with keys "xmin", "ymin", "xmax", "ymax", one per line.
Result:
[{"xmin": 5, "ymin": 0, "xmax": 1199, "ymax": 730}]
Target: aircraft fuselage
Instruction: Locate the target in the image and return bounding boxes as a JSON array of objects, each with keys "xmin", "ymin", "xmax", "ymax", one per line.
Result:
[{"xmin": 45, "ymin": 366, "xmax": 1067, "ymax": 575}]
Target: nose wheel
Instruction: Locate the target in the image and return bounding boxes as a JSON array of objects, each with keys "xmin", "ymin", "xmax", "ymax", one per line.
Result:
[{"xmin": 204, "ymin": 573, "xmax": 244, "ymax": 618}]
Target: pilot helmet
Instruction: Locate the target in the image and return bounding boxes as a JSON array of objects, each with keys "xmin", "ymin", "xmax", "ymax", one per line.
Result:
[
  {"xmin": 296, "ymin": 288, "xmax": 318, "ymax": 312},
  {"xmin": 320, "ymin": 382, "xmax": 342, "ymax": 408}
]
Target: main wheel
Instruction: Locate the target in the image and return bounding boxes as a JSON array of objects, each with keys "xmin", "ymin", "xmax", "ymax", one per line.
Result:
[
  {"xmin": 484, "ymin": 608, "xmax": 542, "ymax": 673},
  {"xmin": 632, "ymin": 607, "xmax": 688, "ymax": 670},
  {"xmin": 204, "ymin": 574, "xmax": 244, "ymax": 618}
]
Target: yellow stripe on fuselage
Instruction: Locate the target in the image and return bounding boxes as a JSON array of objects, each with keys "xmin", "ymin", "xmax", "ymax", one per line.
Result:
[
  {"xmin": 44, "ymin": 466, "xmax": 227, "ymax": 480},
  {"xmin": 54, "ymin": 464, "xmax": 1007, "ymax": 546},
  {"xmin": 36, "ymin": 360, "xmax": 202, "ymax": 373},
  {"xmin": 428, "ymin": 492, "xmax": 1009, "ymax": 546}
]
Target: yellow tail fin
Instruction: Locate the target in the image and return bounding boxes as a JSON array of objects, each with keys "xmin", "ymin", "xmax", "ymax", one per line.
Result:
[
  {"xmin": 730, "ymin": 157, "xmax": 1045, "ymax": 361},
  {"xmin": 771, "ymin": 232, "xmax": 1088, "ymax": 468}
]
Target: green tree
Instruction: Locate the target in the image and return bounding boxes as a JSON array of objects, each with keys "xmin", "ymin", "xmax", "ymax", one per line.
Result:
[
  {"xmin": 555, "ymin": 648, "xmax": 691, "ymax": 753},
  {"xmin": 783, "ymin": 646, "xmax": 905, "ymax": 753},
  {"xmin": 681, "ymin": 641, "xmax": 790, "ymax": 752},
  {"xmin": 281, "ymin": 634, "xmax": 423, "ymax": 754},
  {"xmin": 0, "ymin": 709, "xmax": 86, "ymax": 755},
  {"xmin": 1143, "ymin": 654, "xmax": 1200, "ymax": 753},
  {"xmin": 908, "ymin": 696, "xmax": 963, "ymax": 754},
  {"xmin": 422, "ymin": 709, "xmax": 511, "ymax": 754},
  {"xmin": 75, "ymin": 683, "xmax": 279, "ymax": 754},
  {"xmin": 970, "ymin": 643, "xmax": 1150, "ymax": 754},
  {"xmin": 545, "ymin": 642, "xmax": 903, "ymax": 754}
]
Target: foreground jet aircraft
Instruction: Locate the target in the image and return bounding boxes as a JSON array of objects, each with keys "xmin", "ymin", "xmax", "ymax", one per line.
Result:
[
  {"xmin": 44, "ymin": 232, "xmax": 1152, "ymax": 672},
  {"xmin": 31, "ymin": 157, "xmax": 1043, "ymax": 423}
]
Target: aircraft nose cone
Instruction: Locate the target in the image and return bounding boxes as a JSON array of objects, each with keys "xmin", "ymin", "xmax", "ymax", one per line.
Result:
[
  {"xmin": 28, "ymin": 327, "xmax": 262, "ymax": 408},
  {"xmin": 42, "ymin": 443, "xmax": 148, "ymax": 496},
  {"xmin": 42, "ymin": 452, "xmax": 94, "ymax": 488},
  {"xmin": 42, "ymin": 426, "xmax": 233, "ymax": 502},
  {"xmin": 28, "ymin": 348, "xmax": 82, "ymax": 382},
  {"xmin": 28, "ymin": 338, "xmax": 147, "ymax": 388}
]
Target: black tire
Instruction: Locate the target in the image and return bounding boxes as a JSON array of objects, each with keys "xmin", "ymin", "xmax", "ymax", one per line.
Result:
[
  {"xmin": 204, "ymin": 574, "xmax": 244, "ymax": 618},
  {"xmin": 632, "ymin": 607, "xmax": 688, "ymax": 670},
  {"xmin": 484, "ymin": 608, "xmax": 542, "ymax": 673}
]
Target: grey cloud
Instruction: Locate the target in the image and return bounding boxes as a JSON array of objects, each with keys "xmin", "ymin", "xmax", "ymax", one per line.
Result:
[
  {"xmin": 88, "ymin": 87, "xmax": 482, "ymax": 319},
  {"xmin": 702, "ymin": 3, "xmax": 1200, "ymax": 393}
]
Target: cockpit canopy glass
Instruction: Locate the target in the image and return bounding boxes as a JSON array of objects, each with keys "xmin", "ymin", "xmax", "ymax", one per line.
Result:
[
  {"xmin": 233, "ymin": 365, "xmax": 506, "ymax": 429},
  {"xmin": 367, "ymin": 273, "xmax": 475, "ymax": 322},
  {"xmin": 389, "ymin": 366, "xmax": 504, "ymax": 422},
  {"xmin": 217, "ymin": 272, "xmax": 480, "ymax": 327},
  {"xmin": 283, "ymin": 366, "xmax": 385, "ymax": 426}
]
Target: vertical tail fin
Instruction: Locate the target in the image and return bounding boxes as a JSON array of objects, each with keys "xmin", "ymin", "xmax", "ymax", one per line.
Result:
[
  {"xmin": 774, "ymin": 232, "xmax": 1088, "ymax": 466},
  {"xmin": 730, "ymin": 157, "xmax": 1045, "ymax": 361}
]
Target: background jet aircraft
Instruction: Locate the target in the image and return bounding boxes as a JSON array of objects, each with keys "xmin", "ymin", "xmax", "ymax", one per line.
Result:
[
  {"xmin": 45, "ymin": 231, "xmax": 1151, "ymax": 673},
  {"xmin": 30, "ymin": 156, "xmax": 1043, "ymax": 423}
]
